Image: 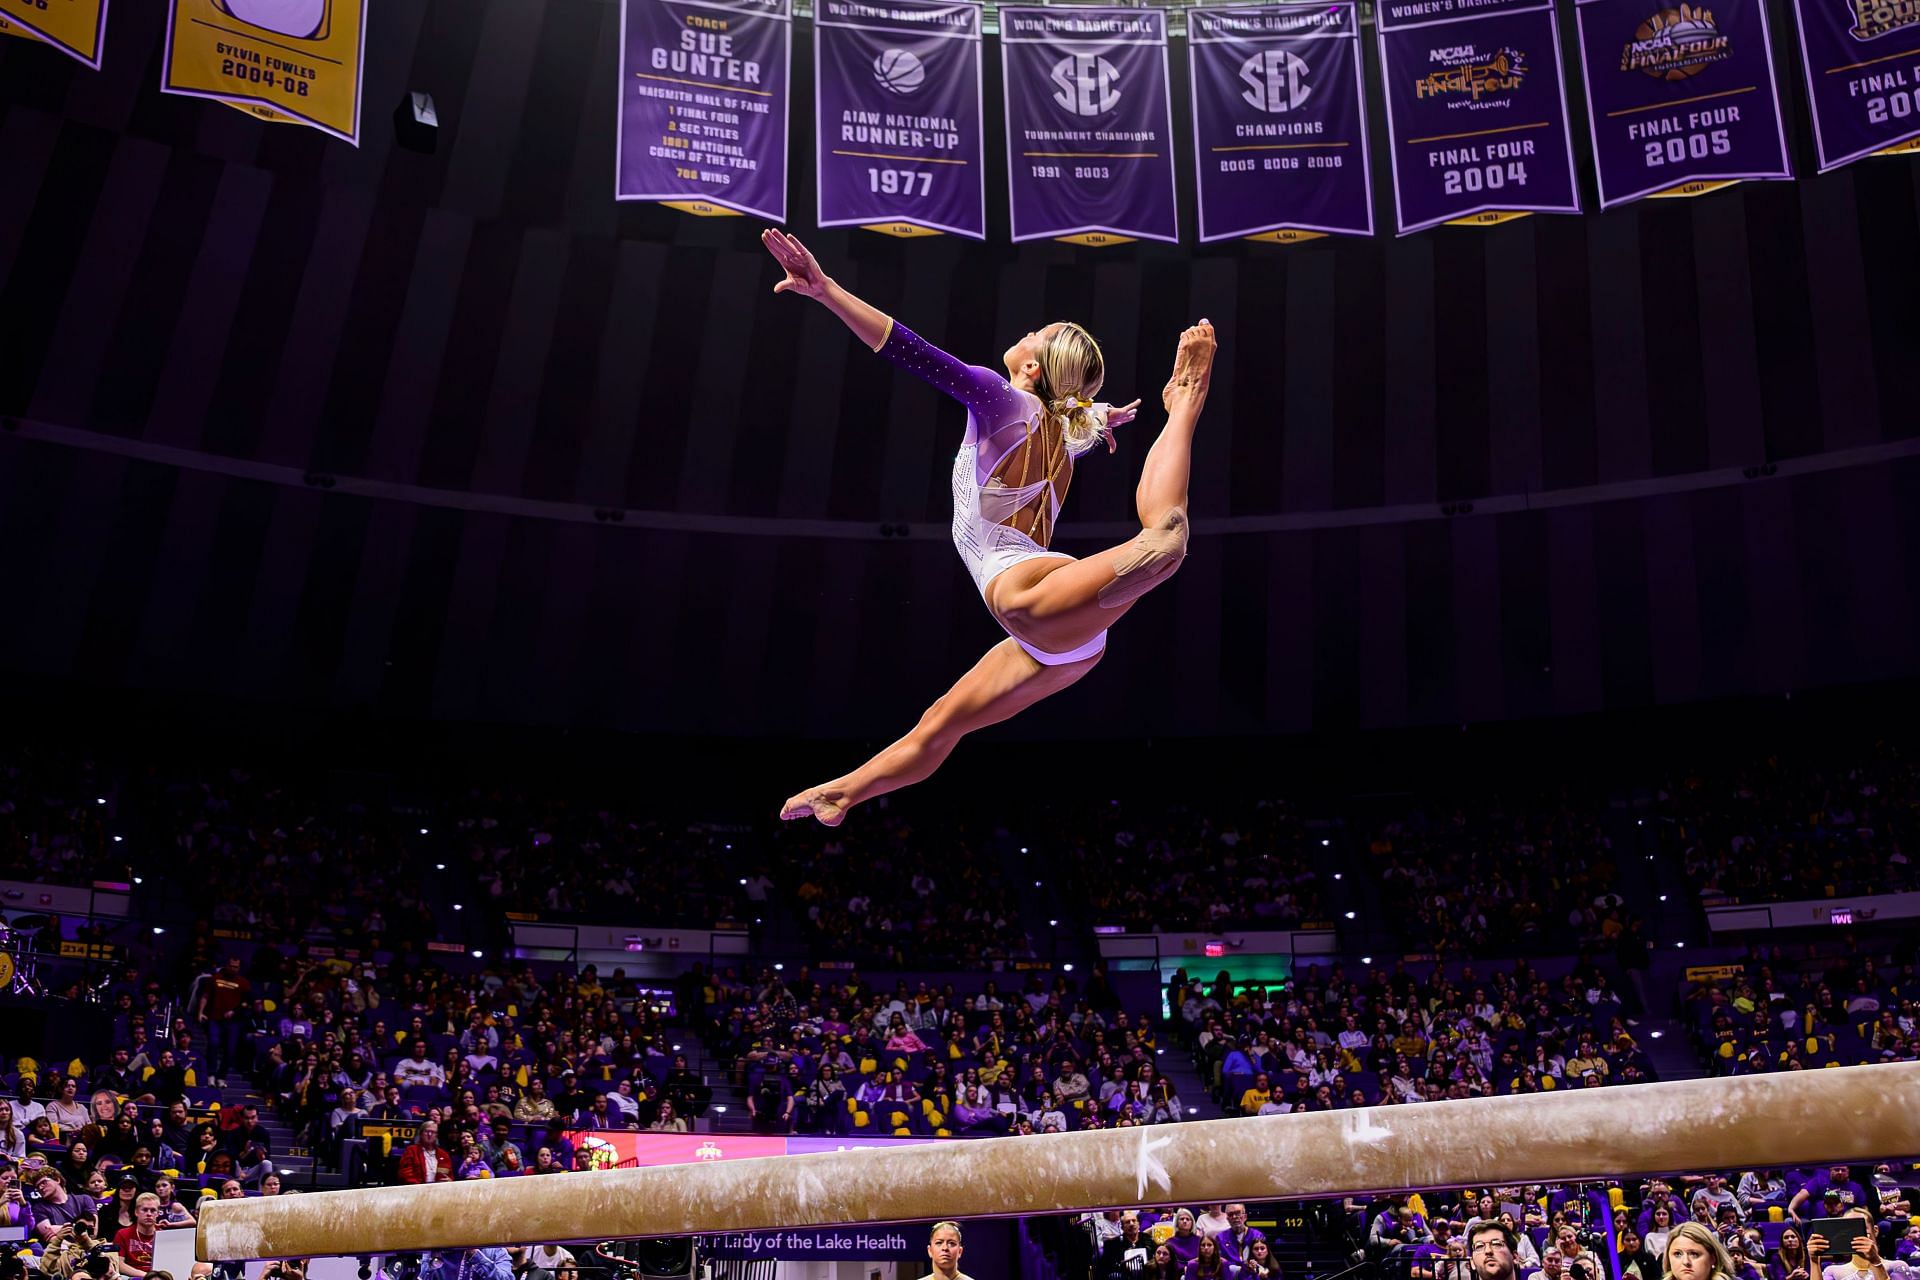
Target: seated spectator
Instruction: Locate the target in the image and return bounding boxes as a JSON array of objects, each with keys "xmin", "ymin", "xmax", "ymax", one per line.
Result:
[
  {"xmin": 1185, "ymin": 1234, "xmax": 1239, "ymax": 1280},
  {"xmin": 647, "ymin": 1101, "xmax": 689, "ymax": 1134},
  {"xmin": 607, "ymin": 1080, "xmax": 642, "ymax": 1126},
  {"xmin": 0, "ymin": 1101, "xmax": 23, "ymax": 1162},
  {"xmin": 393, "ymin": 1042, "xmax": 447, "ymax": 1089},
  {"xmin": 153, "ymin": 1175, "xmax": 195, "ymax": 1228},
  {"xmin": 478, "ymin": 1117, "xmax": 521, "ymax": 1168},
  {"xmin": 514, "ymin": 1080, "xmax": 557, "ymax": 1122},
  {"xmin": 46, "ymin": 1078, "xmax": 90, "ymax": 1131},
  {"xmin": 1052, "ymin": 1060, "xmax": 1092, "ymax": 1108},
  {"xmin": 112, "ymin": 1191, "xmax": 165, "ymax": 1277},
  {"xmin": 1219, "ymin": 1205, "xmax": 1264, "ymax": 1268},
  {"xmin": 1101, "ymin": 1213, "xmax": 1153, "ymax": 1280},
  {"xmin": 396, "ymin": 1122, "xmax": 452, "ymax": 1185},
  {"xmin": 30, "ymin": 1167, "xmax": 98, "ymax": 1244}
]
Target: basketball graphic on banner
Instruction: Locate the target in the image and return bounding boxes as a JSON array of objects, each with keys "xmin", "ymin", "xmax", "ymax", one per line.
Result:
[
  {"xmin": 872, "ymin": 47, "xmax": 927, "ymax": 94},
  {"xmin": 215, "ymin": 0, "xmax": 331, "ymax": 39}
]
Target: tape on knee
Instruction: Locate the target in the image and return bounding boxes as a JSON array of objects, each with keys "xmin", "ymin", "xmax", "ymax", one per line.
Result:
[{"xmin": 1099, "ymin": 508, "xmax": 1188, "ymax": 608}]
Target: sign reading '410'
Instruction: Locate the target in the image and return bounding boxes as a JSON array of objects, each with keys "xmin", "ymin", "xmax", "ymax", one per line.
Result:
[{"xmin": 162, "ymin": 0, "xmax": 370, "ymax": 144}]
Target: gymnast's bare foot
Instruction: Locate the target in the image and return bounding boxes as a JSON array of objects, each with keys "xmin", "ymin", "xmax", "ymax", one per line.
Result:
[
  {"xmin": 1163, "ymin": 320, "xmax": 1216, "ymax": 411},
  {"xmin": 781, "ymin": 787, "xmax": 849, "ymax": 826}
]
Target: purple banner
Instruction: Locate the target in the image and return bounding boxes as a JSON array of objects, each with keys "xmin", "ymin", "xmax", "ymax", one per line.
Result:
[
  {"xmin": 1791, "ymin": 0, "xmax": 1920, "ymax": 169},
  {"xmin": 1188, "ymin": 3, "xmax": 1375, "ymax": 241},
  {"xmin": 1377, "ymin": 0, "xmax": 1583, "ymax": 233},
  {"xmin": 1575, "ymin": 0, "xmax": 1792, "ymax": 206},
  {"xmin": 814, "ymin": 0, "xmax": 984, "ymax": 236},
  {"xmin": 617, "ymin": 0, "xmax": 791, "ymax": 219},
  {"xmin": 1000, "ymin": 6, "xmax": 1179, "ymax": 243}
]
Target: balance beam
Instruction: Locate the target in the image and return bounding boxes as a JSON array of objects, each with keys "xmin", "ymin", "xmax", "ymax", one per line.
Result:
[{"xmin": 198, "ymin": 1061, "xmax": 1920, "ymax": 1261}]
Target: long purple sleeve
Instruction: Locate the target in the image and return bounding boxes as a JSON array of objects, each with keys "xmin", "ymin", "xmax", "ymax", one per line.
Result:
[{"xmin": 875, "ymin": 319, "xmax": 1035, "ymax": 458}]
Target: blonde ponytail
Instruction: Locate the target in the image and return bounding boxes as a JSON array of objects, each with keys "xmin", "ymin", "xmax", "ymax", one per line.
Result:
[
  {"xmin": 1041, "ymin": 395, "xmax": 1116, "ymax": 456},
  {"xmin": 1033, "ymin": 322, "xmax": 1117, "ymax": 456}
]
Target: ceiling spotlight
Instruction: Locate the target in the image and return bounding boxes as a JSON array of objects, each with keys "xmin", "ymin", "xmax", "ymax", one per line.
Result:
[
  {"xmin": 152, "ymin": 926, "xmax": 165, "ymax": 935},
  {"xmin": 452, "ymin": 903, "xmax": 464, "ymax": 911},
  {"xmin": 1344, "ymin": 911, "xmax": 1356, "ymax": 920},
  {"xmin": 113, "ymin": 836, "xmax": 123, "ymax": 843},
  {"xmin": 471, "ymin": 950, "xmax": 484, "ymax": 959},
  {"xmin": 420, "ymin": 827, "xmax": 429, "ymax": 835}
]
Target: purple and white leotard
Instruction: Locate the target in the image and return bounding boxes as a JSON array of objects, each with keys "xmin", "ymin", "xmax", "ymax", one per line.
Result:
[{"xmin": 875, "ymin": 318, "xmax": 1108, "ymax": 666}]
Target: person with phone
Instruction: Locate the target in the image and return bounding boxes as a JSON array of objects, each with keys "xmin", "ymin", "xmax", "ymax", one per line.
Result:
[
  {"xmin": 0, "ymin": 1163, "xmax": 33, "ymax": 1237},
  {"xmin": 1811, "ymin": 1208, "xmax": 1911, "ymax": 1280}
]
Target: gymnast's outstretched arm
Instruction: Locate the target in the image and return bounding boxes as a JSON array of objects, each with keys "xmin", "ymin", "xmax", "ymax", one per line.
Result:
[
  {"xmin": 761, "ymin": 229, "xmax": 1031, "ymax": 445},
  {"xmin": 761, "ymin": 228, "xmax": 893, "ymax": 350}
]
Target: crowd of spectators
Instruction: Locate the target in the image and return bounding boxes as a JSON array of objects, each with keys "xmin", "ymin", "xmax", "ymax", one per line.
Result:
[
  {"xmin": 700, "ymin": 964, "xmax": 1186, "ymax": 1135},
  {"xmin": 1362, "ymin": 797, "xmax": 1627, "ymax": 956},
  {"xmin": 0, "ymin": 751, "xmax": 123, "ymax": 886},
  {"xmin": 1061, "ymin": 1163, "xmax": 1919, "ymax": 1280},
  {"xmin": 1171, "ymin": 958, "xmax": 1655, "ymax": 1114},
  {"xmin": 1680, "ymin": 944, "xmax": 1920, "ymax": 1077},
  {"xmin": 1045, "ymin": 798, "xmax": 1329, "ymax": 933},
  {"xmin": 1654, "ymin": 747, "xmax": 1920, "ymax": 904},
  {"xmin": 765, "ymin": 812, "xmax": 1031, "ymax": 965},
  {"xmin": 444, "ymin": 787, "xmax": 750, "ymax": 927}
]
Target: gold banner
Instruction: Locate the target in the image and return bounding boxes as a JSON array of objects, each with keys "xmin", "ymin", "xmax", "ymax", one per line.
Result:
[
  {"xmin": 162, "ymin": 0, "xmax": 367, "ymax": 144},
  {"xmin": 0, "ymin": 0, "xmax": 110, "ymax": 68}
]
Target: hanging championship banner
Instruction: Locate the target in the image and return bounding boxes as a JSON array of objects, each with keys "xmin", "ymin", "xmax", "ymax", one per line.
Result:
[
  {"xmin": 1000, "ymin": 6, "xmax": 1179, "ymax": 244},
  {"xmin": 0, "ymin": 0, "xmax": 109, "ymax": 68},
  {"xmin": 618, "ymin": 0, "xmax": 792, "ymax": 219},
  {"xmin": 161, "ymin": 0, "xmax": 368, "ymax": 143},
  {"xmin": 1188, "ymin": 3, "xmax": 1374, "ymax": 242},
  {"xmin": 1376, "ymin": 0, "xmax": 1582, "ymax": 233},
  {"xmin": 1575, "ymin": 0, "xmax": 1792, "ymax": 205},
  {"xmin": 1791, "ymin": 0, "xmax": 1920, "ymax": 169},
  {"xmin": 814, "ymin": 0, "xmax": 985, "ymax": 238}
]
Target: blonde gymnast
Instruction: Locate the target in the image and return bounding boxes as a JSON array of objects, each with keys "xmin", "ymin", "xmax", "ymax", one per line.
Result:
[{"xmin": 763, "ymin": 229, "xmax": 1216, "ymax": 826}]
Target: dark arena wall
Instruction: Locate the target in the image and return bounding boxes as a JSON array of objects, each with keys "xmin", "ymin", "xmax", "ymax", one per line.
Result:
[{"xmin": 3, "ymin": 0, "xmax": 1919, "ymax": 739}]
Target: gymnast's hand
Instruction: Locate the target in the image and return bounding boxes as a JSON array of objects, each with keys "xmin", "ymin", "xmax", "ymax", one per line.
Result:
[
  {"xmin": 762, "ymin": 228, "xmax": 831, "ymax": 301},
  {"xmin": 1163, "ymin": 319, "xmax": 1216, "ymax": 411},
  {"xmin": 1106, "ymin": 398, "xmax": 1143, "ymax": 431}
]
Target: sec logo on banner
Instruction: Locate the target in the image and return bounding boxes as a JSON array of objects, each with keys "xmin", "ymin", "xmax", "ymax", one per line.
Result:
[
  {"xmin": 161, "ymin": 0, "xmax": 368, "ymax": 143},
  {"xmin": 1240, "ymin": 48, "xmax": 1315, "ymax": 113}
]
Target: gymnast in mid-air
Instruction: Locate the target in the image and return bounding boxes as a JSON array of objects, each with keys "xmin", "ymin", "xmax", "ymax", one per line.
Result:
[{"xmin": 763, "ymin": 229, "xmax": 1216, "ymax": 827}]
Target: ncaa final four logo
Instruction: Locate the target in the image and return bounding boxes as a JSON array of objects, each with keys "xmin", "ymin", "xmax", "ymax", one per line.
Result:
[
  {"xmin": 1619, "ymin": 5, "xmax": 1730, "ymax": 78},
  {"xmin": 1050, "ymin": 52, "xmax": 1123, "ymax": 115},
  {"xmin": 1415, "ymin": 46, "xmax": 1526, "ymax": 100},
  {"xmin": 1240, "ymin": 49, "xmax": 1314, "ymax": 113},
  {"xmin": 213, "ymin": 0, "xmax": 332, "ymax": 39},
  {"xmin": 1847, "ymin": 0, "xmax": 1920, "ymax": 39}
]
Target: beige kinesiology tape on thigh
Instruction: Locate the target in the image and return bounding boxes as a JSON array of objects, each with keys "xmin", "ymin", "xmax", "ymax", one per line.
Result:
[{"xmin": 1100, "ymin": 508, "xmax": 1189, "ymax": 608}]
